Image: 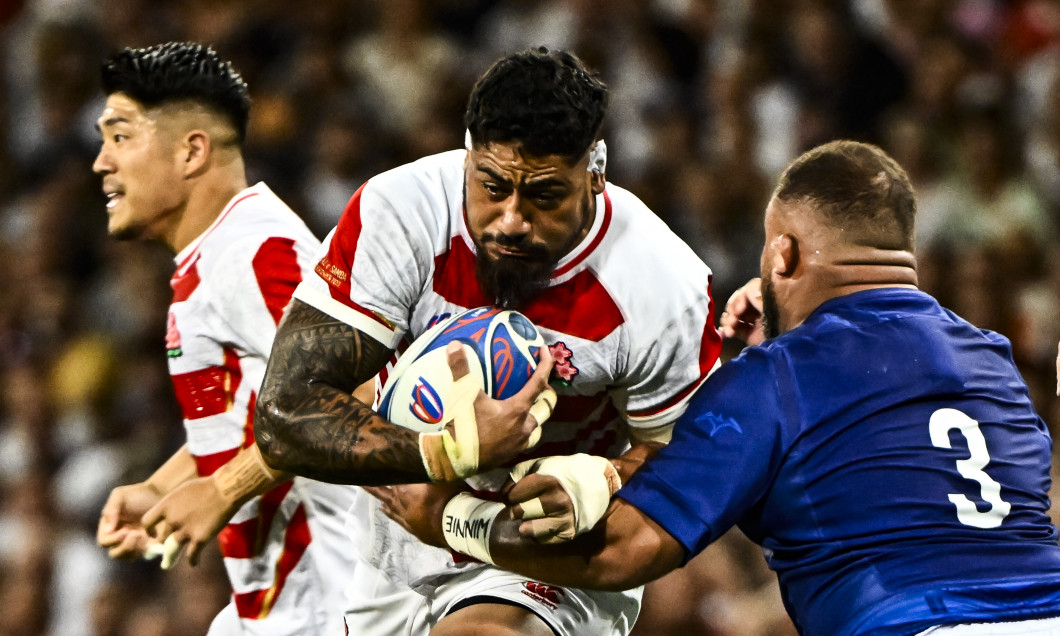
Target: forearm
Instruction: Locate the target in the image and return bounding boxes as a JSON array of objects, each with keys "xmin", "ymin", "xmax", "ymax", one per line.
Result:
[
  {"xmin": 483, "ymin": 499, "xmax": 683, "ymax": 591},
  {"xmin": 145, "ymin": 445, "xmax": 199, "ymax": 494},
  {"xmin": 254, "ymin": 300, "xmax": 427, "ymax": 484},
  {"xmin": 211, "ymin": 444, "xmax": 291, "ymax": 508},
  {"xmin": 611, "ymin": 437, "xmax": 667, "ymax": 483},
  {"xmin": 256, "ymin": 392, "xmax": 427, "ymax": 484}
]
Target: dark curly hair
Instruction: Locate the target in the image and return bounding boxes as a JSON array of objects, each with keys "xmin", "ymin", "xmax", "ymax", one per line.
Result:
[
  {"xmin": 774, "ymin": 140, "xmax": 917, "ymax": 251},
  {"xmin": 464, "ymin": 47, "xmax": 609, "ymax": 162},
  {"xmin": 100, "ymin": 41, "xmax": 251, "ymax": 143}
]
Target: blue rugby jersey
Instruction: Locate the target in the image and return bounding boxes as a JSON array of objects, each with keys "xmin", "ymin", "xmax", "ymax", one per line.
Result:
[{"xmin": 619, "ymin": 288, "xmax": 1060, "ymax": 635}]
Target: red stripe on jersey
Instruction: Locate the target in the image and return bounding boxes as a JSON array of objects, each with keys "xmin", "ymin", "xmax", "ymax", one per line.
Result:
[
  {"xmin": 317, "ymin": 183, "xmax": 363, "ymax": 305},
  {"xmin": 313, "ymin": 183, "xmax": 395, "ymax": 330},
  {"xmin": 232, "ymin": 501, "xmax": 312, "ymax": 620},
  {"xmin": 433, "ymin": 236, "xmax": 491, "ymax": 308},
  {"xmin": 699, "ymin": 280, "xmax": 722, "ymax": 375},
  {"xmin": 171, "ymin": 257, "xmax": 201, "ymax": 303},
  {"xmin": 432, "ymin": 238, "xmax": 625, "ymax": 342},
  {"xmin": 194, "ymin": 447, "xmax": 239, "ymax": 477},
  {"xmin": 193, "ymin": 392, "xmax": 257, "ymax": 476},
  {"xmin": 253, "ymin": 237, "xmax": 301, "ymax": 325},
  {"xmin": 552, "ymin": 189, "xmax": 612, "ymax": 278},
  {"xmin": 217, "ymin": 481, "xmax": 294, "ymax": 559},
  {"xmin": 171, "ymin": 347, "xmax": 244, "ymax": 420},
  {"xmin": 521, "ymin": 270, "xmax": 624, "ymax": 342},
  {"xmin": 243, "ymin": 391, "xmax": 257, "ymax": 446}
]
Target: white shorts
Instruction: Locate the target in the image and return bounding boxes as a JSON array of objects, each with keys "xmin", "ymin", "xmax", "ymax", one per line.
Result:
[
  {"xmin": 917, "ymin": 615, "xmax": 1060, "ymax": 635},
  {"xmin": 343, "ymin": 561, "xmax": 642, "ymax": 636}
]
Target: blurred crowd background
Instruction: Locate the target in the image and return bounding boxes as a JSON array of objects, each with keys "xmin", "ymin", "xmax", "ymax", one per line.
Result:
[{"xmin": 2, "ymin": 0, "xmax": 1060, "ymax": 634}]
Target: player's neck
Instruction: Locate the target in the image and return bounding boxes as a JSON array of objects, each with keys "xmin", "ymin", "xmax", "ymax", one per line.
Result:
[
  {"xmin": 778, "ymin": 252, "xmax": 918, "ymax": 333},
  {"xmin": 167, "ymin": 169, "xmax": 249, "ymax": 253}
]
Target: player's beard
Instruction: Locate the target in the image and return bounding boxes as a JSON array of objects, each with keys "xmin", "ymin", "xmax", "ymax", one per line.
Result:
[
  {"xmin": 760, "ymin": 275, "xmax": 781, "ymax": 340},
  {"xmin": 474, "ymin": 244, "xmax": 554, "ymax": 309}
]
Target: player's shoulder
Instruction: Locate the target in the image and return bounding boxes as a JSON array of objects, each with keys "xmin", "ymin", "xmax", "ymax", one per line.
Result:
[
  {"xmin": 361, "ymin": 150, "xmax": 465, "ymax": 206},
  {"xmin": 194, "ymin": 185, "xmax": 317, "ymax": 279},
  {"xmin": 210, "ymin": 184, "xmax": 316, "ymax": 245},
  {"xmin": 589, "ymin": 183, "xmax": 712, "ymax": 314},
  {"xmin": 601, "ymin": 183, "xmax": 707, "ymax": 270}
]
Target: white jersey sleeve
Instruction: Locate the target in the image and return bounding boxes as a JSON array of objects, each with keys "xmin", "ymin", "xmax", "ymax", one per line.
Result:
[{"xmin": 294, "ymin": 151, "xmax": 464, "ymax": 349}]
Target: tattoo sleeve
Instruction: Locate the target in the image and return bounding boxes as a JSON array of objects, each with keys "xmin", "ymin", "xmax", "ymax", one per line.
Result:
[{"xmin": 254, "ymin": 299, "xmax": 427, "ymax": 484}]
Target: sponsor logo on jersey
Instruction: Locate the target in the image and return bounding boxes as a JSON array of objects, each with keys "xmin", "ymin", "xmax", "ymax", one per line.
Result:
[
  {"xmin": 165, "ymin": 311, "xmax": 182, "ymax": 358},
  {"xmin": 548, "ymin": 341, "xmax": 578, "ymax": 386},
  {"xmin": 697, "ymin": 411, "xmax": 743, "ymax": 437},
  {"xmin": 521, "ymin": 581, "xmax": 565, "ymax": 610}
]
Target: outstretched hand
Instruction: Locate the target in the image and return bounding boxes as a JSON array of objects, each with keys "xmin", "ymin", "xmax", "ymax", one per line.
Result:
[{"xmin": 719, "ymin": 278, "xmax": 766, "ymax": 345}]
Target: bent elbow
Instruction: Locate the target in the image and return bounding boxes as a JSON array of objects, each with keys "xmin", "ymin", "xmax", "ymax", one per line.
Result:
[{"xmin": 253, "ymin": 398, "xmax": 293, "ymax": 470}]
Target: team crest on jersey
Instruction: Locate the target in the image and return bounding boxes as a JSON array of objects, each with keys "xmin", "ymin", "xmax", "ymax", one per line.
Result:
[
  {"xmin": 521, "ymin": 581, "xmax": 565, "ymax": 610},
  {"xmin": 548, "ymin": 342, "xmax": 578, "ymax": 386},
  {"xmin": 165, "ymin": 311, "xmax": 182, "ymax": 358}
]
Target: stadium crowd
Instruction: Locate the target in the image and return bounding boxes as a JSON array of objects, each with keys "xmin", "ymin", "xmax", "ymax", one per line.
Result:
[{"xmin": 1, "ymin": 0, "xmax": 1060, "ymax": 634}]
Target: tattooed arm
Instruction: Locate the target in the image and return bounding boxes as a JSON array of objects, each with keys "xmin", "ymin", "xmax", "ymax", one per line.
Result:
[
  {"xmin": 254, "ymin": 300, "xmax": 555, "ymax": 485},
  {"xmin": 253, "ymin": 299, "xmax": 423, "ymax": 484}
]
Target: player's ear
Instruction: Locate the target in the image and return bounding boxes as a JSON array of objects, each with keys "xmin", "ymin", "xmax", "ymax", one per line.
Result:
[
  {"xmin": 589, "ymin": 169, "xmax": 605, "ymax": 195},
  {"xmin": 773, "ymin": 233, "xmax": 799, "ymax": 277},
  {"xmin": 182, "ymin": 130, "xmax": 210, "ymax": 176}
]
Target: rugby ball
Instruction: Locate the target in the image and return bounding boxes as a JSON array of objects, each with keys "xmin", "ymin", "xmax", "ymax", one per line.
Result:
[{"xmin": 378, "ymin": 307, "xmax": 546, "ymax": 432}]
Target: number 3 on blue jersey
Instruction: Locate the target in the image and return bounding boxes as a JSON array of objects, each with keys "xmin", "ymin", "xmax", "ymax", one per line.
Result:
[{"xmin": 929, "ymin": 408, "xmax": 1012, "ymax": 529}]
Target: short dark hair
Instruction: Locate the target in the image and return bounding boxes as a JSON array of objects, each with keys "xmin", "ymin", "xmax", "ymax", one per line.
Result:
[
  {"xmin": 464, "ymin": 47, "xmax": 608, "ymax": 162},
  {"xmin": 774, "ymin": 140, "xmax": 917, "ymax": 251},
  {"xmin": 100, "ymin": 41, "xmax": 251, "ymax": 143}
]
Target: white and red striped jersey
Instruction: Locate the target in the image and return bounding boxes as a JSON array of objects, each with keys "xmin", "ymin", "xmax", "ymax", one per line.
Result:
[
  {"xmin": 166, "ymin": 182, "xmax": 358, "ymax": 635},
  {"xmin": 294, "ymin": 150, "xmax": 722, "ymax": 588}
]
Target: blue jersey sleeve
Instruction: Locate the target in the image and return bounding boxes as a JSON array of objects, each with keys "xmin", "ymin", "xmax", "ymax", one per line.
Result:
[{"xmin": 617, "ymin": 347, "xmax": 789, "ymax": 561}]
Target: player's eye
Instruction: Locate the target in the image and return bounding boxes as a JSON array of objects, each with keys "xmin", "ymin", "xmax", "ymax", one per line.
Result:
[
  {"xmin": 529, "ymin": 190, "xmax": 564, "ymax": 209},
  {"xmin": 482, "ymin": 182, "xmax": 506, "ymax": 198}
]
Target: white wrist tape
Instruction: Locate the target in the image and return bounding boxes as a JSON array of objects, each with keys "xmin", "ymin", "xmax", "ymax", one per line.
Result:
[
  {"xmin": 420, "ymin": 374, "xmax": 481, "ymax": 482},
  {"xmin": 509, "ymin": 453, "xmax": 621, "ymax": 543},
  {"xmin": 442, "ymin": 492, "xmax": 504, "ymax": 564}
]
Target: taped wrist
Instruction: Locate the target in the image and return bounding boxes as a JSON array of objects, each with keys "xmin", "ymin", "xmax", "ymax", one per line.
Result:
[
  {"xmin": 419, "ymin": 374, "xmax": 480, "ymax": 482},
  {"xmin": 211, "ymin": 446, "xmax": 285, "ymax": 505},
  {"xmin": 442, "ymin": 492, "xmax": 504, "ymax": 564},
  {"xmin": 509, "ymin": 453, "xmax": 622, "ymax": 543}
]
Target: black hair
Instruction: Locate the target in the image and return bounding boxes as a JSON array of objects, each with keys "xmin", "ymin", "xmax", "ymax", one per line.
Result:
[
  {"xmin": 464, "ymin": 47, "xmax": 608, "ymax": 162},
  {"xmin": 100, "ymin": 41, "xmax": 250, "ymax": 143},
  {"xmin": 774, "ymin": 140, "xmax": 917, "ymax": 251}
]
